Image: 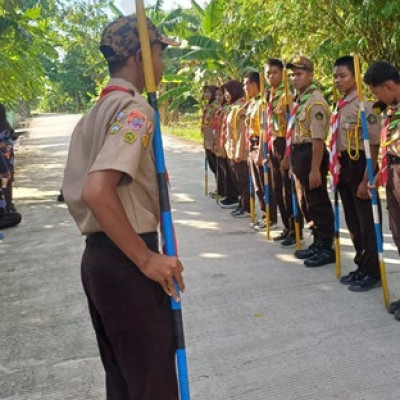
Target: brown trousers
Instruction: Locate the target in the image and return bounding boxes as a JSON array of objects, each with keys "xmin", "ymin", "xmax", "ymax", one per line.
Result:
[
  {"xmin": 81, "ymin": 232, "xmax": 178, "ymax": 400},
  {"xmin": 338, "ymin": 151, "xmax": 382, "ymax": 279},
  {"xmin": 216, "ymin": 156, "xmax": 238, "ymax": 198},
  {"xmin": 229, "ymin": 159, "xmax": 250, "ymax": 212},
  {"xmin": 387, "ymin": 161, "xmax": 400, "ymax": 254},
  {"xmin": 270, "ymin": 137, "xmax": 303, "ymax": 233},
  {"xmin": 291, "ymin": 143, "xmax": 334, "ymax": 243},
  {"xmin": 248, "ymin": 138, "xmax": 277, "ymax": 222}
]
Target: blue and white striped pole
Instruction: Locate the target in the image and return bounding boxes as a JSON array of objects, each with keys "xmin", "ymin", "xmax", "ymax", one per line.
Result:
[
  {"xmin": 136, "ymin": 1, "xmax": 190, "ymax": 398},
  {"xmin": 260, "ymin": 73, "xmax": 271, "ymax": 239},
  {"xmin": 354, "ymin": 54, "xmax": 389, "ymax": 308}
]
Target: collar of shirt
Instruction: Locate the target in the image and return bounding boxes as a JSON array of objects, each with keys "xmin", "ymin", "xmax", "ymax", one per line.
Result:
[
  {"xmin": 344, "ymin": 89, "xmax": 358, "ymax": 103},
  {"xmin": 107, "ymin": 77, "xmax": 139, "ymax": 94}
]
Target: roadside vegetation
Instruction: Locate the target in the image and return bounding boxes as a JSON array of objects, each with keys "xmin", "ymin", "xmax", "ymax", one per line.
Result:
[{"xmin": 2, "ymin": 0, "xmax": 400, "ymax": 141}]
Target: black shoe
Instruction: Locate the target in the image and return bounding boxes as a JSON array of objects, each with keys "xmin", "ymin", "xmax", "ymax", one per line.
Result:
[
  {"xmin": 230, "ymin": 207, "xmax": 241, "ymax": 215},
  {"xmin": 0, "ymin": 211, "xmax": 22, "ymax": 229},
  {"xmin": 57, "ymin": 190, "xmax": 64, "ymax": 202},
  {"xmin": 388, "ymin": 298, "xmax": 400, "ymax": 314},
  {"xmin": 294, "ymin": 242, "xmax": 318, "ymax": 260},
  {"xmin": 273, "ymin": 230, "xmax": 289, "ymax": 242},
  {"xmin": 394, "ymin": 307, "xmax": 400, "ymax": 321},
  {"xmin": 304, "ymin": 247, "xmax": 335, "ymax": 268},
  {"xmin": 231, "ymin": 209, "xmax": 250, "ymax": 218},
  {"xmin": 348, "ymin": 275, "xmax": 381, "ymax": 292},
  {"xmin": 7, "ymin": 203, "xmax": 17, "ymax": 213},
  {"xmin": 339, "ymin": 269, "xmax": 366, "ymax": 286},
  {"xmin": 219, "ymin": 197, "xmax": 239, "ymax": 209},
  {"xmin": 281, "ymin": 235, "xmax": 297, "ymax": 248}
]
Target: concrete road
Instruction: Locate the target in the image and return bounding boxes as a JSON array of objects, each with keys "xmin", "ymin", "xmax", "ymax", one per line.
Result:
[{"xmin": 1, "ymin": 114, "xmax": 399, "ymax": 400}]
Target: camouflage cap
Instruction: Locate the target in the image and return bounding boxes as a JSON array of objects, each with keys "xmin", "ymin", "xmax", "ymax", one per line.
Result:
[
  {"xmin": 287, "ymin": 56, "xmax": 314, "ymax": 72},
  {"xmin": 100, "ymin": 15, "xmax": 178, "ymax": 63}
]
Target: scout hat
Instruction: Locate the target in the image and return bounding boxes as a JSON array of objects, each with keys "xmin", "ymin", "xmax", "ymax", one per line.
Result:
[
  {"xmin": 287, "ymin": 56, "xmax": 314, "ymax": 72},
  {"xmin": 100, "ymin": 15, "xmax": 178, "ymax": 63}
]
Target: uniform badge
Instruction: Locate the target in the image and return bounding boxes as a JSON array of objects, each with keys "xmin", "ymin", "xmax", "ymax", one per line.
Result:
[
  {"xmin": 141, "ymin": 134, "xmax": 150, "ymax": 148},
  {"xmin": 116, "ymin": 110, "xmax": 125, "ymax": 120},
  {"xmin": 127, "ymin": 110, "xmax": 147, "ymax": 131},
  {"xmin": 123, "ymin": 131, "xmax": 137, "ymax": 143},
  {"xmin": 109, "ymin": 122, "xmax": 121, "ymax": 135},
  {"xmin": 315, "ymin": 111, "xmax": 324, "ymax": 120},
  {"xmin": 367, "ymin": 114, "xmax": 377, "ymax": 124}
]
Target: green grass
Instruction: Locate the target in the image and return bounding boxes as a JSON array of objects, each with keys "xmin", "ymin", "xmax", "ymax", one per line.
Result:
[{"xmin": 163, "ymin": 113, "xmax": 202, "ymax": 144}]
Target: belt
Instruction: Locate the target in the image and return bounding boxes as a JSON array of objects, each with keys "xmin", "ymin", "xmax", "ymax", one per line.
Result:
[
  {"xmin": 292, "ymin": 142, "xmax": 312, "ymax": 148},
  {"xmin": 388, "ymin": 154, "xmax": 400, "ymax": 165},
  {"xmin": 86, "ymin": 231, "xmax": 158, "ymax": 247}
]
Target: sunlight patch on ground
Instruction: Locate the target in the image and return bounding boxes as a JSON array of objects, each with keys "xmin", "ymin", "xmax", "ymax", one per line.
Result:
[
  {"xmin": 199, "ymin": 252, "xmax": 226, "ymax": 259},
  {"xmin": 385, "ymin": 257, "xmax": 400, "ymax": 266},
  {"xmin": 181, "ymin": 210, "xmax": 201, "ymax": 216},
  {"xmin": 275, "ymin": 253, "xmax": 300, "ymax": 264},
  {"xmin": 174, "ymin": 219, "xmax": 220, "ymax": 230},
  {"xmin": 14, "ymin": 187, "xmax": 59, "ymax": 200},
  {"xmin": 316, "ymin": 284, "xmax": 334, "ymax": 291},
  {"xmin": 171, "ymin": 193, "xmax": 196, "ymax": 204}
]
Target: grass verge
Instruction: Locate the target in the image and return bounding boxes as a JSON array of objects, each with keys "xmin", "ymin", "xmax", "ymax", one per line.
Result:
[{"xmin": 163, "ymin": 113, "xmax": 202, "ymax": 144}]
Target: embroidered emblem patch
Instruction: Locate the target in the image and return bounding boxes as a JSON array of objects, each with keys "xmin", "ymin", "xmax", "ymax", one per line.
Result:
[
  {"xmin": 127, "ymin": 110, "xmax": 146, "ymax": 131},
  {"xmin": 315, "ymin": 111, "xmax": 324, "ymax": 120},
  {"xmin": 109, "ymin": 122, "xmax": 121, "ymax": 135},
  {"xmin": 367, "ymin": 113, "xmax": 377, "ymax": 124},
  {"xmin": 141, "ymin": 134, "xmax": 150, "ymax": 148},
  {"xmin": 123, "ymin": 131, "xmax": 137, "ymax": 143}
]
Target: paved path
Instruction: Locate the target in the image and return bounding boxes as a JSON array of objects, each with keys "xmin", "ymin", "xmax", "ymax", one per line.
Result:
[{"xmin": 1, "ymin": 114, "xmax": 399, "ymax": 400}]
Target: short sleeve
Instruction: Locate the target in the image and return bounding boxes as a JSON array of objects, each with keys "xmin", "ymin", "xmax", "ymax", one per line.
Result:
[
  {"xmin": 310, "ymin": 104, "xmax": 330, "ymax": 140},
  {"xmin": 89, "ymin": 104, "xmax": 154, "ymax": 180},
  {"xmin": 365, "ymin": 102, "xmax": 382, "ymax": 146}
]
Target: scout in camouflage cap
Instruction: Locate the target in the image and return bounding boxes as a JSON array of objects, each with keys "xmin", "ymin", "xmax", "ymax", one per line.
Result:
[
  {"xmin": 100, "ymin": 15, "xmax": 177, "ymax": 63},
  {"xmin": 63, "ymin": 12, "xmax": 184, "ymax": 399}
]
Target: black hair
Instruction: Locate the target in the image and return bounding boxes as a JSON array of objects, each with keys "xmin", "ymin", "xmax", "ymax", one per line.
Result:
[
  {"xmin": 334, "ymin": 55, "xmax": 355, "ymax": 75},
  {"xmin": 244, "ymin": 71, "xmax": 260, "ymax": 89},
  {"xmin": 108, "ymin": 59, "xmax": 129, "ymax": 75},
  {"xmin": 223, "ymin": 80, "xmax": 244, "ymax": 103},
  {"xmin": 0, "ymin": 104, "xmax": 12, "ymax": 132},
  {"xmin": 364, "ymin": 61, "xmax": 400, "ymax": 86},
  {"xmin": 265, "ymin": 58, "xmax": 283, "ymax": 71},
  {"xmin": 204, "ymin": 85, "xmax": 217, "ymax": 104},
  {"xmin": 216, "ymin": 86, "xmax": 226, "ymax": 105}
]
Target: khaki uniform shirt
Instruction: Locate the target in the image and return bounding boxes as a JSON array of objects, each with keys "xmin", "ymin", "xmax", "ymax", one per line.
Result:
[
  {"xmin": 63, "ymin": 78, "xmax": 159, "ymax": 235},
  {"xmin": 267, "ymin": 89, "xmax": 290, "ymax": 138},
  {"xmin": 294, "ymin": 89, "xmax": 331, "ymax": 144},
  {"xmin": 213, "ymin": 105, "xmax": 228, "ymax": 157},
  {"xmin": 337, "ymin": 90, "xmax": 381, "ymax": 152},
  {"xmin": 202, "ymin": 102, "xmax": 217, "ymax": 151},
  {"xmin": 245, "ymin": 96, "xmax": 262, "ymax": 138},
  {"xmin": 387, "ymin": 102, "xmax": 400, "ymax": 157},
  {"xmin": 224, "ymin": 99, "xmax": 247, "ymax": 161}
]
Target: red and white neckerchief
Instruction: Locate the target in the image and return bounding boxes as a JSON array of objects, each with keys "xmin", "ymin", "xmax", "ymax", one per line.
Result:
[
  {"xmin": 378, "ymin": 106, "xmax": 398, "ymax": 186},
  {"xmin": 284, "ymin": 102, "xmax": 300, "ymax": 156},
  {"xmin": 329, "ymin": 98, "xmax": 349, "ymax": 188},
  {"xmin": 98, "ymin": 85, "xmax": 134, "ymax": 101},
  {"xmin": 266, "ymin": 92, "xmax": 274, "ymax": 152},
  {"xmin": 212, "ymin": 105, "xmax": 224, "ymax": 134},
  {"xmin": 220, "ymin": 106, "xmax": 230, "ymax": 148}
]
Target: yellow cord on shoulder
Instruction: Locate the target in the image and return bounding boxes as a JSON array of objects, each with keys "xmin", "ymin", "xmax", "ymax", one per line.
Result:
[{"xmin": 346, "ymin": 111, "xmax": 360, "ymax": 160}]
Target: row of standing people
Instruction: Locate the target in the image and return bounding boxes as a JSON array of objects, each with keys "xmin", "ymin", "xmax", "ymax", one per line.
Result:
[
  {"xmin": 201, "ymin": 55, "xmax": 400, "ymax": 320},
  {"xmin": 0, "ymin": 103, "xmax": 22, "ymax": 239}
]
